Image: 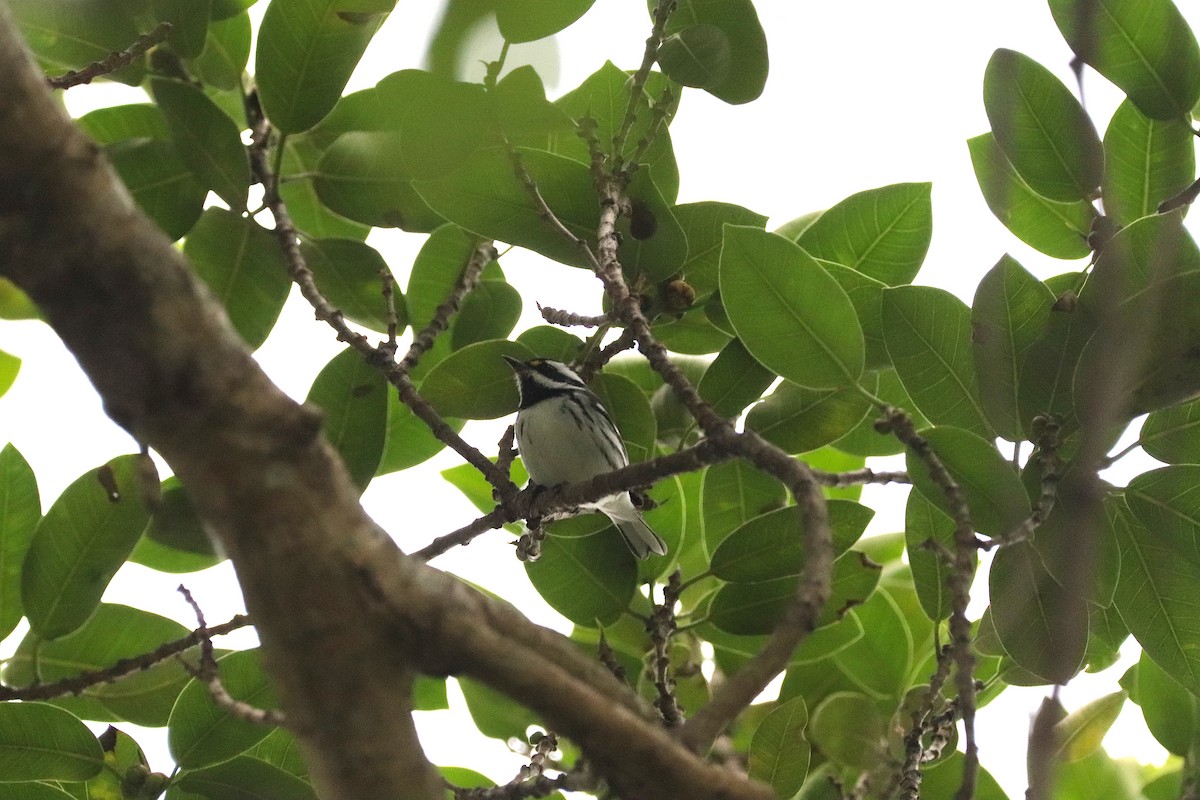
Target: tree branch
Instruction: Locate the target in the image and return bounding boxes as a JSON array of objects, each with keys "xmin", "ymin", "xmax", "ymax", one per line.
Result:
[{"xmin": 46, "ymin": 21, "xmax": 171, "ymax": 90}]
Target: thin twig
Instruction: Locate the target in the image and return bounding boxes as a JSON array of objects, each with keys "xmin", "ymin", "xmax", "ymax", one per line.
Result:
[
  {"xmin": 46, "ymin": 22, "xmax": 172, "ymax": 90},
  {"xmin": 539, "ymin": 304, "xmax": 613, "ymax": 328},
  {"xmin": 648, "ymin": 571, "xmax": 685, "ymax": 727},
  {"xmin": 611, "ymin": 0, "xmax": 678, "ymax": 171}
]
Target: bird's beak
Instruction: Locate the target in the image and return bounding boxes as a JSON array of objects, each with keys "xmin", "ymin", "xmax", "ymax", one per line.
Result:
[{"xmin": 502, "ymin": 355, "xmax": 526, "ymax": 373}]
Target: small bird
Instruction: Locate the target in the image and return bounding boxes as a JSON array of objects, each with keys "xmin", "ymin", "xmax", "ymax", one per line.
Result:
[{"xmin": 503, "ymin": 356, "xmax": 668, "ymax": 559}]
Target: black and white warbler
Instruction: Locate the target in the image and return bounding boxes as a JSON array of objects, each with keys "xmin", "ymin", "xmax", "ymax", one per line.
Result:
[{"xmin": 503, "ymin": 356, "xmax": 668, "ymax": 559}]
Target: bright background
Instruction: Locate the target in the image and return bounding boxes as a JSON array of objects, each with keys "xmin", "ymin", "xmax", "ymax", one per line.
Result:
[{"xmin": 2, "ymin": 0, "xmax": 1193, "ymax": 795}]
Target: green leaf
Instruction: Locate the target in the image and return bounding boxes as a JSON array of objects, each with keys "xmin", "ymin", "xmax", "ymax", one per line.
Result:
[
  {"xmin": 983, "ymin": 49, "xmax": 1103, "ymax": 202},
  {"xmin": 701, "ymin": 460, "xmax": 787, "ymax": 553},
  {"xmin": 131, "ymin": 476, "xmax": 222, "ymax": 573},
  {"xmin": 249, "ymin": 727, "xmax": 310, "ymax": 778},
  {"xmin": 22, "ymin": 455, "xmax": 154, "ymax": 640},
  {"xmin": 1034, "ymin": 473, "xmax": 1121, "ymax": 607},
  {"xmin": 1103, "ymin": 98, "xmax": 1196, "ymax": 225},
  {"xmin": 920, "ymin": 751, "xmax": 1011, "ymax": 800},
  {"xmin": 989, "ymin": 540, "xmax": 1089, "ymax": 684},
  {"xmin": 711, "ymin": 501, "xmax": 874, "ymax": 583},
  {"xmin": 1125, "ymin": 466, "xmax": 1200, "ymax": 566},
  {"xmin": 280, "ymin": 137, "xmax": 372, "ymax": 240},
  {"xmin": 652, "ymin": 306, "xmax": 732, "ymax": 355},
  {"xmin": 452, "ymin": 282, "xmax": 522, "ymax": 351},
  {"xmin": 1051, "ymin": 748, "xmax": 1142, "ymax": 800},
  {"xmin": 169, "ymin": 649, "xmax": 279, "ymax": 768},
  {"xmin": 212, "ymin": 0, "xmax": 259, "ymax": 19},
  {"xmin": 153, "ymin": 0, "xmax": 211, "ymax": 58},
  {"xmin": 313, "ymin": 131, "xmax": 444, "ymax": 230},
  {"xmin": 459, "ymin": 677, "xmax": 538, "ymax": 741},
  {"xmin": 1017, "ymin": 273, "xmax": 1092, "ymax": 432},
  {"xmin": 151, "ymin": 78, "xmax": 251, "ymax": 210},
  {"xmin": 22, "ymin": 603, "xmax": 195, "ymax": 726},
  {"xmin": 748, "ymin": 697, "xmax": 810, "ymax": 798},
  {"xmin": 1049, "ymin": 0, "xmax": 1200, "ymax": 119},
  {"xmin": 697, "ymin": 339, "xmax": 774, "ymax": 419},
  {"xmin": 971, "ymin": 255, "xmax": 1057, "ymax": 440},
  {"xmin": 549, "ymin": 61, "xmax": 679, "ymax": 202},
  {"xmin": 496, "ymin": 0, "xmax": 595, "ymax": 42},
  {"xmin": 1140, "ymin": 397, "xmax": 1200, "ymax": 464},
  {"xmin": 415, "ymin": 147, "xmax": 598, "ymax": 268},
  {"xmin": 746, "ymin": 380, "xmax": 873, "ymax": 455},
  {"xmin": 183, "ymin": 208, "xmax": 291, "ymax": 350},
  {"xmin": 905, "ymin": 490, "xmax": 965, "ymax": 621},
  {"xmin": 9, "ymin": 0, "xmax": 150, "ymax": 86},
  {"xmin": 1135, "ymin": 649, "xmax": 1200, "ymax": 755},
  {"xmin": 590, "ymin": 372, "xmax": 657, "ymax": 464},
  {"xmin": 377, "ymin": 393, "xmax": 464, "ymax": 475},
  {"xmin": 661, "ymin": 0, "xmax": 768, "ymax": 104},
  {"xmin": 1081, "ymin": 211, "xmax": 1200, "ymax": 310},
  {"xmin": 418, "ymin": 339, "xmax": 534, "ymax": 420},
  {"xmin": 657, "ymin": 24, "xmax": 731, "ymax": 89},
  {"xmin": 1053, "ymin": 691, "xmax": 1127, "ymax": 762},
  {"xmin": 832, "ymin": 368, "xmax": 927, "ymax": 457},
  {"xmin": 301, "ymin": 238, "xmax": 403, "ymax": 333},
  {"xmin": 616, "ymin": 171, "xmax": 690, "ymax": 283},
  {"xmin": 255, "ymin": 0, "xmax": 393, "ymax": 133},
  {"xmin": 515, "ymin": 326, "xmax": 584, "ymax": 363},
  {"xmin": 720, "ymin": 226, "xmax": 864, "ymax": 389},
  {"xmin": 0, "ymin": 445, "xmax": 39, "ymax": 640},
  {"xmin": 795, "ymin": 183, "xmax": 932, "ymax": 286},
  {"xmin": 525, "ymin": 529, "xmax": 637, "ymax": 627},
  {"xmin": 77, "ymin": 104, "xmax": 168, "ymax": 144},
  {"xmin": 0, "ymin": 702, "xmax": 103, "ymax": 781},
  {"xmin": 807, "ymin": 692, "xmax": 883, "ymax": 771},
  {"xmin": 107, "ymin": 140, "xmax": 207, "ymax": 241},
  {"xmin": 670, "ymin": 204, "xmax": 769, "ymax": 299},
  {"xmin": 174, "ymin": 755, "xmax": 318, "ymax": 800},
  {"xmin": 306, "ymin": 347, "xmax": 388, "ymax": 490},
  {"xmin": 967, "ymin": 132, "xmax": 1096, "ymax": 259},
  {"xmin": 821, "ymin": 263, "xmax": 889, "ymax": 369},
  {"xmin": 882, "ymin": 286, "xmax": 993, "ymax": 437},
  {"xmin": 193, "ymin": 10, "xmax": 252, "ymax": 90},
  {"xmin": 709, "ymin": 551, "xmax": 881, "ymax": 635},
  {"xmin": 831, "ymin": 586, "xmax": 913, "ymax": 699}
]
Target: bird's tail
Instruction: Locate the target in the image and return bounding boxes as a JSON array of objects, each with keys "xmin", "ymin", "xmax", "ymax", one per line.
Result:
[{"xmin": 614, "ymin": 514, "xmax": 668, "ymax": 560}]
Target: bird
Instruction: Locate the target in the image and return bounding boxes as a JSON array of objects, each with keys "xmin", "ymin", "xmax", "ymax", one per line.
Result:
[{"xmin": 503, "ymin": 355, "xmax": 668, "ymax": 559}]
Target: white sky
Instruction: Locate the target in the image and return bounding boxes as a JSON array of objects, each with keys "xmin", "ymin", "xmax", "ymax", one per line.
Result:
[{"xmin": 2, "ymin": 0, "xmax": 1196, "ymax": 795}]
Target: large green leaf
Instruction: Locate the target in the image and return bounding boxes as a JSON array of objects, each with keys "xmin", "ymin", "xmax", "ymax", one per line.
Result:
[
  {"xmin": 1125, "ymin": 466, "xmax": 1200, "ymax": 566},
  {"xmin": 881, "ymin": 285, "xmax": 992, "ymax": 437},
  {"xmin": 131, "ymin": 476, "xmax": 222, "ymax": 573},
  {"xmin": 108, "ymin": 140, "xmax": 207, "ymax": 242},
  {"xmin": 696, "ymin": 339, "xmax": 774, "ymax": 419},
  {"xmin": 971, "ymin": 255, "xmax": 1056, "ymax": 440},
  {"xmin": 904, "ymin": 491, "xmax": 965, "ymax": 621},
  {"xmin": 720, "ymin": 226, "xmax": 864, "ymax": 389},
  {"xmin": 748, "ymin": 697, "xmax": 810, "ymax": 798},
  {"xmin": 745, "ymin": 381, "xmax": 873, "ymax": 455},
  {"xmin": 0, "ymin": 444, "xmax": 39, "ymax": 640},
  {"xmin": 169, "ymin": 649, "xmax": 280, "ymax": 768},
  {"xmin": 452, "ymin": 282, "xmax": 522, "ymax": 351},
  {"xmin": 967, "ymin": 132, "xmax": 1096, "ymax": 259},
  {"xmin": 153, "ymin": 0, "xmax": 210, "ymax": 57},
  {"xmin": 708, "ymin": 551, "xmax": 881, "ymax": 635},
  {"xmin": 183, "ymin": 208, "xmax": 291, "ymax": 350},
  {"xmin": 302, "ymin": 238, "xmax": 404, "ymax": 333},
  {"xmin": 831, "ymin": 586, "xmax": 914, "ymax": 700},
  {"xmin": 1140, "ymin": 397, "xmax": 1200, "ymax": 464},
  {"xmin": 820, "ymin": 262, "xmax": 889, "ymax": 369},
  {"xmin": 989, "ymin": 539, "xmax": 1089, "ymax": 684},
  {"xmin": 589, "ymin": 372, "xmax": 657, "ymax": 464},
  {"xmin": 1017, "ymin": 273, "xmax": 1092, "ymax": 432},
  {"xmin": 1103, "ymin": 98, "xmax": 1196, "ymax": 225},
  {"xmin": 151, "ymin": 78, "xmax": 251, "ymax": 211},
  {"xmin": 832, "ymin": 368, "xmax": 927, "ymax": 457},
  {"xmin": 920, "ymin": 752, "xmax": 1011, "ymax": 800},
  {"xmin": 313, "ymin": 131, "xmax": 444, "ymax": 230},
  {"xmin": 660, "ymin": 0, "xmax": 768, "ymax": 104},
  {"xmin": 807, "ymin": 692, "xmax": 884, "ymax": 771},
  {"xmin": 21, "ymin": 603, "xmax": 195, "ymax": 726},
  {"xmin": 795, "ymin": 183, "xmax": 932, "ymax": 286},
  {"xmin": 193, "ymin": 10, "xmax": 252, "ymax": 90},
  {"xmin": 1110, "ymin": 495, "xmax": 1200, "ymax": 694},
  {"xmin": 255, "ymin": 0, "xmax": 393, "ymax": 133},
  {"xmin": 280, "ymin": 136, "xmax": 372, "ymax": 240},
  {"xmin": 173, "ymin": 755, "xmax": 318, "ymax": 800},
  {"xmin": 377, "ymin": 391, "xmax": 464, "ymax": 475},
  {"xmin": 657, "ymin": 23, "xmax": 731, "ymax": 90},
  {"xmin": 525, "ymin": 528, "xmax": 637, "ymax": 627},
  {"xmin": 0, "ymin": 702, "xmax": 103, "ymax": 781},
  {"xmin": 415, "ymin": 147, "xmax": 598, "ymax": 268},
  {"xmin": 1049, "ymin": 0, "xmax": 1200, "ymax": 120},
  {"xmin": 1135, "ymin": 651, "xmax": 1200, "ymax": 755},
  {"xmin": 668, "ymin": 204, "xmax": 768, "ymax": 300},
  {"xmin": 1081, "ymin": 211, "xmax": 1200, "ymax": 311},
  {"xmin": 495, "ymin": 0, "xmax": 594, "ymax": 42},
  {"xmin": 701, "ymin": 460, "xmax": 787, "ymax": 553},
  {"xmin": 710, "ymin": 500, "xmax": 873, "ymax": 583},
  {"xmin": 983, "ymin": 48, "xmax": 1103, "ymax": 202},
  {"xmin": 306, "ymin": 347, "xmax": 388, "ymax": 490},
  {"xmin": 418, "ymin": 339, "xmax": 534, "ymax": 420},
  {"xmin": 22, "ymin": 455, "xmax": 153, "ymax": 640},
  {"xmin": 549, "ymin": 61, "xmax": 680, "ymax": 201},
  {"xmin": 9, "ymin": 0, "xmax": 150, "ymax": 85}
]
